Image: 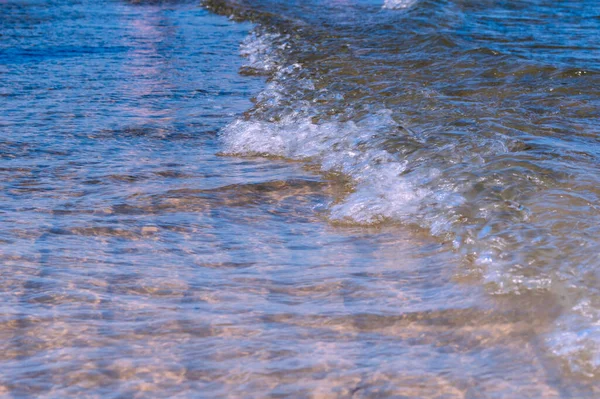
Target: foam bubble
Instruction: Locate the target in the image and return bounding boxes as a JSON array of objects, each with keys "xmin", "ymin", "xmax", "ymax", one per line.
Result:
[
  {"xmin": 221, "ymin": 104, "xmax": 438, "ymax": 224},
  {"xmin": 547, "ymin": 301, "xmax": 600, "ymax": 378},
  {"xmin": 239, "ymin": 29, "xmax": 289, "ymax": 73},
  {"xmin": 382, "ymin": 0, "xmax": 419, "ymax": 10}
]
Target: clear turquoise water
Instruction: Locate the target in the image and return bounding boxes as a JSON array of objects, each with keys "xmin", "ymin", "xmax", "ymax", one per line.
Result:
[{"xmin": 1, "ymin": 0, "xmax": 599, "ymax": 397}]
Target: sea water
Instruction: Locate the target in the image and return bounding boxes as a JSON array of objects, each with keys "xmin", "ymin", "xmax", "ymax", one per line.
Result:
[{"xmin": 1, "ymin": 0, "xmax": 600, "ymax": 397}]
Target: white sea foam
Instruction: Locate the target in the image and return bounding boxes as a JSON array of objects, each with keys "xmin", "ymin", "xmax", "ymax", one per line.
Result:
[
  {"xmin": 221, "ymin": 111, "xmax": 432, "ymax": 224},
  {"xmin": 226, "ymin": 29, "xmax": 437, "ymax": 223},
  {"xmin": 382, "ymin": 0, "xmax": 419, "ymax": 10},
  {"xmin": 224, "ymin": 27, "xmax": 498, "ymax": 229},
  {"xmin": 239, "ymin": 29, "xmax": 289, "ymax": 73},
  {"xmin": 547, "ymin": 301, "xmax": 600, "ymax": 377}
]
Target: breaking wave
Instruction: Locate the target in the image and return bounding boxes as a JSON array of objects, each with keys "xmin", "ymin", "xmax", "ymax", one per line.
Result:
[{"xmin": 208, "ymin": 0, "xmax": 600, "ymax": 383}]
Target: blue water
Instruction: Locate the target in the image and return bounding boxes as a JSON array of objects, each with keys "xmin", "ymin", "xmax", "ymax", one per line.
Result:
[{"xmin": 1, "ymin": 0, "xmax": 600, "ymax": 397}]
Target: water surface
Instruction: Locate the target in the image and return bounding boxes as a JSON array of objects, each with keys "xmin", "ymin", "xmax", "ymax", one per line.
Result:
[{"xmin": 1, "ymin": 0, "xmax": 600, "ymax": 397}]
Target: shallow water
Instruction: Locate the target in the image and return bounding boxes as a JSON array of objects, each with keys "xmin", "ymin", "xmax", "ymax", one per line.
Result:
[{"xmin": 1, "ymin": 0, "xmax": 599, "ymax": 397}]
